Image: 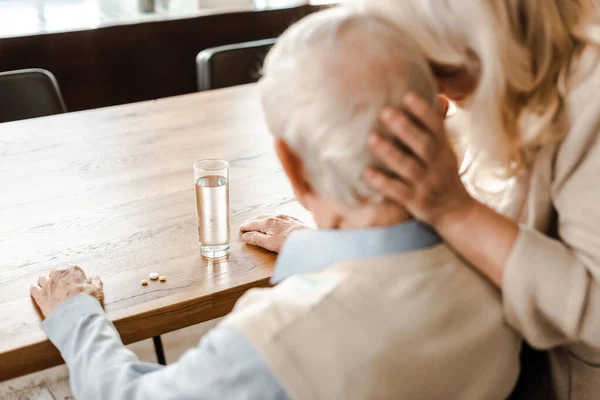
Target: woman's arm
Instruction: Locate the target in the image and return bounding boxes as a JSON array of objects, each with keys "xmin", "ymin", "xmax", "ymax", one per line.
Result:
[
  {"xmin": 369, "ymin": 92, "xmax": 600, "ymax": 350},
  {"xmin": 434, "ymin": 199, "xmax": 519, "ymax": 287}
]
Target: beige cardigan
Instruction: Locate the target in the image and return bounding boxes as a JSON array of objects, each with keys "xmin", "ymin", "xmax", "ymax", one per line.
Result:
[{"xmin": 464, "ymin": 45, "xmax": 600, "ymax": 399}]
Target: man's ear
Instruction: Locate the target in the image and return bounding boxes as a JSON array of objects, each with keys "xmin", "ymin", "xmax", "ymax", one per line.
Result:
[{"xmin": 274, "ymin": 139, "xmax": 315, "ymax": 208}]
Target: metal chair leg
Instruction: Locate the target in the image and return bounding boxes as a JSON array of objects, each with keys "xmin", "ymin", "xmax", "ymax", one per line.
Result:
[{"xmin": 153, "ymin": 335, "xmax": 167, "ymax": 365}]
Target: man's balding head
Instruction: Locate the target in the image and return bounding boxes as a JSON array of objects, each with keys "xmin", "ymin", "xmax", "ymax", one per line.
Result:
[{"xmin": 260, "ymin": 8, "xmax": 437, "ymax": 205}]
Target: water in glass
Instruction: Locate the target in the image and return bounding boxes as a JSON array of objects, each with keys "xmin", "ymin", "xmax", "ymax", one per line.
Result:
[{"xmin": 195, "ymin": 175, "xmax": 230, "ymax": 257}]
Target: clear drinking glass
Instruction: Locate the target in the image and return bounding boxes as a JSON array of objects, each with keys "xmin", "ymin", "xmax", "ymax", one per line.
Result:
[{"xmin": 193, "ymin": 159, "xmax": 230, "ymax": 258}]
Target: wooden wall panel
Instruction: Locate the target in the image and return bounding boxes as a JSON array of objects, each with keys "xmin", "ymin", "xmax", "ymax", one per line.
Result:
[{"xmin": 0, "ymin": 5, "xmax": 322, "ymax": 111}]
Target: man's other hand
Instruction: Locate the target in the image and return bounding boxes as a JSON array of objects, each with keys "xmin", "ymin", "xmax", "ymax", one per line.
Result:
[
  {"xmin": 240, "ymin": 214, "xmax": 310, "ymax": 253},
  {"xmin": 30, "ymin": 265, "xmax": 104, "ymax": 318}
]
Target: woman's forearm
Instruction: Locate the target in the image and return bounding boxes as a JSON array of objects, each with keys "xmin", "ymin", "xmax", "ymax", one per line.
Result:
[{"xmin": 434, "ymin": 199, "xmax": 520, "ymax": 288}]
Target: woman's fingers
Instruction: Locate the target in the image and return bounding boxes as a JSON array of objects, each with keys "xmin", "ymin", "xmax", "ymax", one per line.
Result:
[
  {"xmin": 372, "ymin": 93, "xmax": 447, "ymax": 188},
  {"xmin": 241, "ymin": 232, "xmax": 281, "ymax": 253},
  {"xmin": 369, "ymin": 133, "xmax": 424, "ymax": 184},
  {"xmin": 366, "ymin": 92, "xmax": 470, "ymax": 227},
  {"xmin": 364, "ymin": 168, "xmax": 413, "ymax": 204},
  {"xmin": 401, "ymin": 92, "xmax": 444, "ymax": 136},
  {"xmin": 378, "ymin": 108, "xmax": 436, "ymax": 164},
  {"xmin": 438, "ymin": 95, "xmax": 450, "ymax": 117}
]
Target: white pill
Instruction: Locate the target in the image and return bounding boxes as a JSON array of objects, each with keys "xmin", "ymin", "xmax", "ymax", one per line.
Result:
[{"xmin": 149, "ymin": 272, "xmax": 160, "ymax": 280}]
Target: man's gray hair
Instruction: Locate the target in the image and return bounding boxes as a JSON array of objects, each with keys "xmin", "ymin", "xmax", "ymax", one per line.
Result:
[{"xmin": 260, "ymin": 8, "xmax": 437, "ymax": 204}]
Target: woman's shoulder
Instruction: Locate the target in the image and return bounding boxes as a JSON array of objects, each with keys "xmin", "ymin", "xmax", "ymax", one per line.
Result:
[
  {"xmin": 560, "ymin": 44, "xmax": 600, "ymax": 141},
  {"xmin": 551, "ymin": 44, "xmax": 600, "ymax": 192},
  {"xmin": 558, "ymin": 44, "xmax": 600, "ymax": 104},
  {"xmin": 564, "ymin": 44, "xmax": 600, "ymax": 111},
  {"xmin": 528, "ymin": 44, "xmax": 600, "ymax": 197}
]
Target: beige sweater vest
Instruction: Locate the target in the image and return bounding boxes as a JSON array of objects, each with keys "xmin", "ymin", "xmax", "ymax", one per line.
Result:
[{"xmin": 222, "ymin": 244, "xmax": 521, "ymax": 400}]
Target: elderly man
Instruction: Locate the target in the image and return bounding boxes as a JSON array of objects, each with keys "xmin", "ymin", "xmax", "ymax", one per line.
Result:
[{"xmin": 31, "ymin": 8, "xmax": 521, "ymax": 400}]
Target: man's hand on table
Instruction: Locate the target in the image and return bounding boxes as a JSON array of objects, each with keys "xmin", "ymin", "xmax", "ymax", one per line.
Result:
[
  {"xmin": 30, "ymin": 265, "xmax": 104, "ymax": 318},
  {"xmin": 240, "ymin": 214, "xmax": 310, "ymax": 253}
]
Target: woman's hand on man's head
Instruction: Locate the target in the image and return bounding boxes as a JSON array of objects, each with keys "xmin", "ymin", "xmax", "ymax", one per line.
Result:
[
  {"xmin": 30, "ymin": 265, "xmax": 104, "ymax": 318},
  {"xmin": 240, "ymin": 214, "xmax": 310, "ymax": 253},
  {"xmin": 365, "ymin": 92, "xmax": 476, "ymax": 229}
]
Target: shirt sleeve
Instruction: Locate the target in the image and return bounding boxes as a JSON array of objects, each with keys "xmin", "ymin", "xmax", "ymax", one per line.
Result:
[
  {"xmin": 502, "ymin": 135, "xmax": 600, "ymax": 350},
  {"xmin": 41, "ymin": 295, "xmax": 288, "ymax": 400}
]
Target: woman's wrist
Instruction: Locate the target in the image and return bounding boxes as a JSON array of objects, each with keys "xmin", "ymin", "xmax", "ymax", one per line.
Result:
[
  {"xmin": 432, "ymin": 193, "xmax": 479, "ymax": 236},
  {"xmin": 433, "ymin": 197, "xmax": 519, "ymax": 287}
]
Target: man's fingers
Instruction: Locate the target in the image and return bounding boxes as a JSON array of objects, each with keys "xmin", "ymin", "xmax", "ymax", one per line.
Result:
[
  {"xmin": 38, "ymin": 276, "xmax": 49, "ymax": 288},
  {"xmin": 241, "ymin": 232, "xmax": 280, "ymax": 253},
  {"xmin": 89, "ymin": 276, "xmax": 105, "ymax": 305},
  {"xmin": 49, "ymin": 268, "xmax": 65, "ymax": 278},
  {"xmin": 87, "ymin": 276, "xmax": 103, "ymax": 289},
  {"xmin": 240, "ymin": 218, "xmax": 269, "ymax": 233},
  {"xmin": 279, "ymin": 215, "xmax": 304, "ymax": 224},
  {"xmin": 30, "ymin": 284, "xmax": 41, "ymax": 300},
  {"xmin": 276, "ymin": 214, "xmax": 295, "ymax": 221},
  {"xmin": 69, "ymin": 265, "xmax": 87, "ymax": 279}
]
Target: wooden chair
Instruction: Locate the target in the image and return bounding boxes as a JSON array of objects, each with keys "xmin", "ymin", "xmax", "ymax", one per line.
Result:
[
  {"xmin": 0, "ymin": 69, "xmax": 66, "ymax": 123},
  {"xmin": 196, "ymin": 38, "xmax": 277, "ymax": 91}
]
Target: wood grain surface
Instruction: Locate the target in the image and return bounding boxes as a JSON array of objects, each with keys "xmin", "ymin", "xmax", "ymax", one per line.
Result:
[{"xmin": 0, "ymin": 84, "xmax": 312, "ymax": 381}]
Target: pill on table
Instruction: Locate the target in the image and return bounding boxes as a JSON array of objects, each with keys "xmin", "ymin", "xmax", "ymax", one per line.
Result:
[
  {"xmin": 141, "ymin": 279, "xmax": 148, "ymax": 286},
  {"xmin": 159, "ymin": 276, "xmax": 166, "ymax": 282},
  {"xmin": 149, "ymin": 272, "xmax": 160, "ymax": 280}
]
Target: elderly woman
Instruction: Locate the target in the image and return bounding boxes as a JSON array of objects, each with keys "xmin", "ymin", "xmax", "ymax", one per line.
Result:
[{"xmin": 241, "ymin": 0, "xmax": 600, "ymax": 399}]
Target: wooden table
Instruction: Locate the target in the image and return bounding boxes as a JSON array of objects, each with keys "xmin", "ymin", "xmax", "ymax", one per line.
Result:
[{"xmin": 0, "ymin": 84, "xmax": 311, "ymax": 381}]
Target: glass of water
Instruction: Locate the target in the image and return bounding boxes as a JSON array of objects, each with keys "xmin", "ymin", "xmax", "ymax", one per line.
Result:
[{"xmin": 193, "ymin": 159, "xmax": 230, "ymax": 258}]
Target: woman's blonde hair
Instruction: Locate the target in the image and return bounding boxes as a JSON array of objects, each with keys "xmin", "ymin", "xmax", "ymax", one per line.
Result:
[{"xmin": 350, "ymin": 0, "xmax": 600, "ymax": 173}]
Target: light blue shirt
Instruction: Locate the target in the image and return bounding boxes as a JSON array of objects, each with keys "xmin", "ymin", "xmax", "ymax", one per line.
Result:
[{"xmin": 42, "ymin": 221, "xmax": 440, "ymax": 399}]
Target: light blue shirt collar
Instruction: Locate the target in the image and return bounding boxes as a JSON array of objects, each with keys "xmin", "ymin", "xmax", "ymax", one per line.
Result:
[{"xmin": 272, "ymin": 220, "xmax": 441, "ymax": 284}]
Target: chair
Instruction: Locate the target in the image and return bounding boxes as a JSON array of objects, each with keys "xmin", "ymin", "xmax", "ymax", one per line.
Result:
[
  {"xmin": 196, "ymin": 38, "xmax": 277, "ymax": 91},
  {"xmin": 0, "ymin": 69, "xmax": 66, "ymax": 123}
]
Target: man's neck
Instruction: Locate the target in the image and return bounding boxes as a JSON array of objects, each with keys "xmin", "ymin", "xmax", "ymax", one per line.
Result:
[{"xmin": 316, "ymin": 202, "xmax": 411, "ymax": 230}]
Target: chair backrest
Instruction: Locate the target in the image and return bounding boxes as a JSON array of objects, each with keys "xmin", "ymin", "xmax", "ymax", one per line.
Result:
[
  {"xmin": 196, "ymin": 38, "xmax": 277, "ymax": 91},
  {"xmin": 0, "ymin": 68, "xmax": 66, "ymax": 123}
]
